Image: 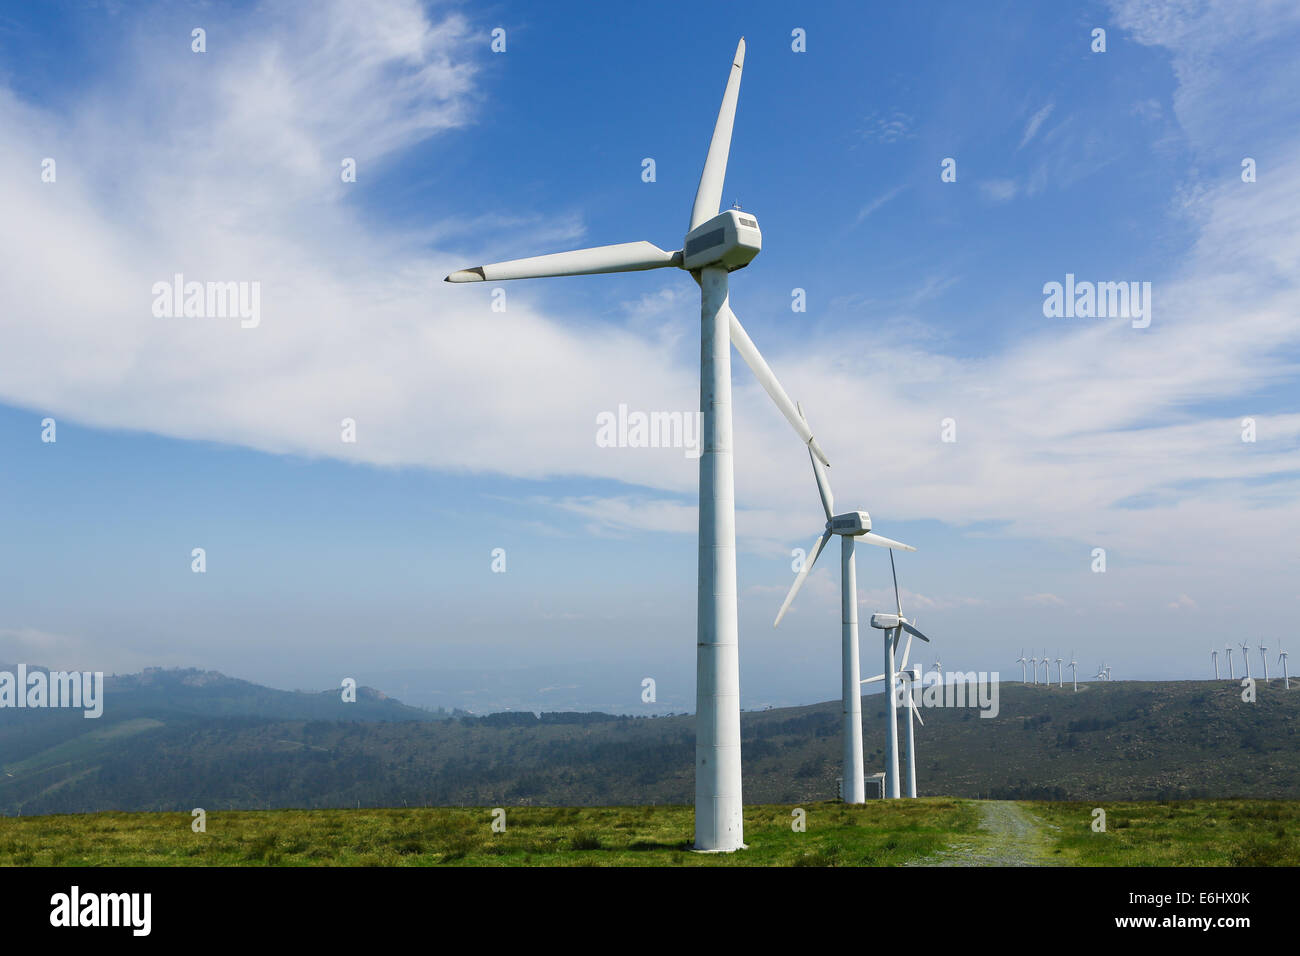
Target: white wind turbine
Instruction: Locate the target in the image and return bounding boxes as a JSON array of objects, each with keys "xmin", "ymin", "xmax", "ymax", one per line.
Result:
[
  {"xmin": 1016, "ymin": 650, "xmax": 1028, "ymax": 683},
  {"xmin": 1029, "ymin": 652, "xmax": 1039, "ymax": 685},
  {"xmin": 1211, "ymin": 647, "xmax": 1219, "ymax": 680},
  {"xmin": 898, "ymin": 663, "xmax": 925, "ymax": 798},
  {"xmin": 773, "ymin": 413, "xmax": 915, "ymax": 805},
  {"xmin": 861, "ymin": 552, "xmax": 932, "ymax": 799},
  {"xmin": 1279, "ymin": 642, "xmax": 1290, "ymax": 689},
  {"xmin": 1055, "ymin": 651, "xmax": 1064, "ymax": 687},
  {"xmin": 1068, "ymin": 650, "xmax": 1078, "ymax": 691},
  {"xmin": 1225, "ymin": 643, "xmax": 1234, "ymax": 679},
  {"xmin": 1259, "ymin": 642, "xmax": 1269, "ymax": 683},
  {"xmin": 445, "ymin": 38, "xmax": 818, "ymax": 852},
  {"xmin": 1241, "ymin": 641, "xmax": 1252, "ymax": 680},
  {"xmin": 1041, "ymin": 650, "xmax": 1052, "ymax": 685}
]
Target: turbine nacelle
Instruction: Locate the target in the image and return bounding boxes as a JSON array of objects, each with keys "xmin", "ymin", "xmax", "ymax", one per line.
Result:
[
  {"xmin": 870, "ymin": 612, "xmax": 903, "ymax": 630},
  {"xmin": 682, "ymin": 209, "xmax": 762, "ymax": 272},
  {"xmin": 828, "ymin": 510, "xmax": 873, "ymax": 535}
]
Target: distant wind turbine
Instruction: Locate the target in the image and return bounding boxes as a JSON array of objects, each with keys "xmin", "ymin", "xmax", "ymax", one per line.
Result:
[
  {"xmin": 1241, "ymin": 641, "xmax": 1252, "ymax": 680},
  {"xmin": 1211, "ymin": 647, "xmax": 1219, "ymax": 680},
  {"xmin": 1016, "ymin": 650, "xmax": 1028, "ymax": 684},
  {"xmin": 1225, "ymin": 644, "xmax": 1234, "ymax": 679},
  {"xmin": 1068, "ymin": 650, "xmax": 1078, "ymax": 692},
  {"xmin": 1055, "ymin": 651, "xmax": 1064, "ymax": 687},
  {"xmin": 1029, "ymin": 652, "xmax": 1039, "ymax": 685},
  {"xmin": 1259, "ymin": 643, "xmax": 1270, "ymax": 683},
  {"xmin": 1279, "ymin": 643, "xmax": 1290, "ymax": 690},
  {"xmin": 772, "ymin": 411, "xmax": 915, "ymax": 805},
  {"xmin": 862, "ymin": 551, "xmax": 931, "ymax": 799}
]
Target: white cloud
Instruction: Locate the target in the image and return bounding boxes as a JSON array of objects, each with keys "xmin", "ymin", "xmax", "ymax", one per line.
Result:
[
  {"xmin": 1018, "ymin": 101, "xmax": 1054, "ymax": 148},
  {"xmin": 979, "ymin": 178, "xmax": 1018, "ymax": 202},
  {"xmin": 0, "ymin": 0, "xmax": 1297, "ymax": 637},
  {"xmin": 854, "ymin": 185, "xmax": 907, "ymax": 224}
]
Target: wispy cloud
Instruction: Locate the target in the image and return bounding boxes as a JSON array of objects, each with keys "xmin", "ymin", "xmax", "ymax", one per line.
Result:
[
  {"xmin": 854, "ymin": 184, "xmax": 907, "ymax": 225},
  {"xmin": 1018, "ymin": 101, "xmax": 1055, "ymax": 148},
  {"xmin": 979, "ymin": 178, "xmax": 1018, "ymax": 202}
]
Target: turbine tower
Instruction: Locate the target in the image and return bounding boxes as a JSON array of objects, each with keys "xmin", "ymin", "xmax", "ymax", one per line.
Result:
[
  {"xmin": 1029, "ymin": 652, "xmax": 1039, "ymax": 685},
  {"xmin": 862, "ymin": 655, "xmax": 927, "ymax": 799},
  {"xmin": 1259, "ymin": 643, "xmax": 1269, "ymax": 683},
  {"xmin": 1211, "ymin": 647, "xmax": 1219, "ymax": 680},
  {"xmin": 1055, "ymin": 651, "xmax": 1064, "ymax": 687},
  {"xmin": 1225, "ymin": 643, "xmax": 1234, "ymax": 679},
  {"xmin": 445, "ymin": 39, "xmax": 815, "ymax": 852},
  {"xmin": 1016, "ymin": 650, "xmax": 1028, "ymax": 683},
  {"xmin": 900, "ymin": 663, "xmax": 924, "ymax": 798},
  {"xmin": 1041, "ymin": 650, "xmax": 1052, "ymax": 685},
  {"xmin": 863, "ymin": 552, "xmax": 931, "ymax": 798},
  {"xmin": 773, "ymin": 410, "xmax": 914, "ymax": 805},
  {"xmin": 1068, "ymin": 650, "xmax": 1078, "ymax": 691},
  {"xmin": 1241, "ymin": 641, "xmax": 1252, "ymax": 680},
  {"xmin": 1280, "ymin": 642, "xmax": 1290, "ymax": 690}
]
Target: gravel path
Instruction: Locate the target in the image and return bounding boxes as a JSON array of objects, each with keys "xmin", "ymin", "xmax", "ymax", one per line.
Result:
[{"xmin": 905, "ymin": 801, "xmax": 1054, "ymax": 866}]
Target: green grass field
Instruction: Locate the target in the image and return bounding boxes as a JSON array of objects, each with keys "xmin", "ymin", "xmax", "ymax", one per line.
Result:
[
  {"xmin": 0, "ymin": 799, "xmax": 1295, "ymax": 866},
  {"xmin": 1026, "ymin": 799, "xmax": 1300, "ymax": 866}
]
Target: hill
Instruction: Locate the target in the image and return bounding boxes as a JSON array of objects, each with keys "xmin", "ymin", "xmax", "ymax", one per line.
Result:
[{"xmin": 0, "ymin": 672, "xmax": 1295, "ymax": 815}]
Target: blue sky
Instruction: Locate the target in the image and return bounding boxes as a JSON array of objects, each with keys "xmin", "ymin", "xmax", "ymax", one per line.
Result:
[{"xmin": 1, "ymin": 0, "xmax": 1298, "ymax": 713}]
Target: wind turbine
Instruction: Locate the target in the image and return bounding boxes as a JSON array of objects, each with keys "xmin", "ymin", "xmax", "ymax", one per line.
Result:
[
  {"xmin": 899, "ymin": 663, "xmax": 924, "ymax": 799},
  {"xmin": 1259, "ymin": 643, "xmax": 1270, "ymax": 683},
  {"xmin": 1211, "ymin": 647, "xmax": 1219, "ymax": 680},
  {"xmin": 1095, "ymin": 662, "xmax": 1107, "ymax": 681},
  {"xmin": 1068, "ymin": 650, "xmax": 1078, "ymax": 691},
  {"xmin": 1029, "ymin": 652, "xmax": 1039, "ymax": 685},
  {"xmin": 860, "ymin": 553, "xmax": 931, "ymax": 799},
  {"xmin": 444, "ymin": 38, "xmax": 815, "ymax": 852},
  {"xmin": 1016, "ymin": 650, "xmax": 1028, "ymax": 683},
  {"xmin": 1241, "ymin": 641, "xmax": 1252, "ymax": 680},
  {"xmin": 1041, "ymin": 650, "xmax": 1052, "ymax": 685},
  {"xmin": 863, "ymin": 554, "xmax": 925, "ymax": 801},
  {"xmin": 773, "ymin": 414, "xmax": 915, "ymax": 805},
  {"xmin": 1279, "ymin": 642, "xmax": 1290, "ymax": 689},
  {"xmin": 1225, "ymin": 643, "xmax": 1234, "ymax": 679},
  {"xmin": 862, "ymin": 657, "xmax": 927, "ymax": 799},
  {"xmin": 1055, "ymin": 651, "xmax": 1064, "ymax": 687}
]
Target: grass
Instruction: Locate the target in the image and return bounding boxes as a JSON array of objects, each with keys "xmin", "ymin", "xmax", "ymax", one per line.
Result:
[
  {"xmin": 1, "ymin": 799, "xmax": 1296, "ymax": 866},
  {"xmin": 0, "ymin": 799, "xmax": 978, "ymax": 867},
  {"xmin": 1026, "ymin": 799, "xmax": 1300, "ymax": 866}
]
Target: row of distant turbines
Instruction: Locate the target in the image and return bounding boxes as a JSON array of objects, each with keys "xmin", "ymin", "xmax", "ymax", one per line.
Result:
[
  {"xmin": 1014, "ymin": 649, "xmax": 1090, "ymax": 689},
  {"xmin": 1212, "ymin": 643, "xmax": 1290, "ymax": 687}
]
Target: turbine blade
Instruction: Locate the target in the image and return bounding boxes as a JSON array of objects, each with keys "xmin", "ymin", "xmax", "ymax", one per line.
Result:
[
  {"xmin": 810, "ymin": 452, "xmax": 834, "ymax": 520},
  {"xmin": 445, "ymin": 241, "xmax": 680, "ymax": 282},
  {"xmin": 727, "ymin": 307, "xmax": 830, "ymax": 466},
  {"xmin": 773, "ymin": 529, "xmax": 831, "ymax": 627},
  {"xmin": 909, "ymin": 693, "xmax": 925, "ymax": 727},
  {"xmin": 891, "ymin": 550, "xmax": 901, "ymax": 618},
  {"xmin": 860, "ymin": 673, "xmax": 886, "ymax": 684},
  {"xmin": 900, "ymin": 631, "xmax": 915, "ymax": 670},
  {"xmin": 901, "ymin": 621, "xmax": 931, "ymax": 644},
  {"xmin": 689, "ymin": 37, "xmax": 746, "ymax": 231},
  {"xmin": 862, "ymin": 532, "xmax": 916, "ymax": 552}
]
